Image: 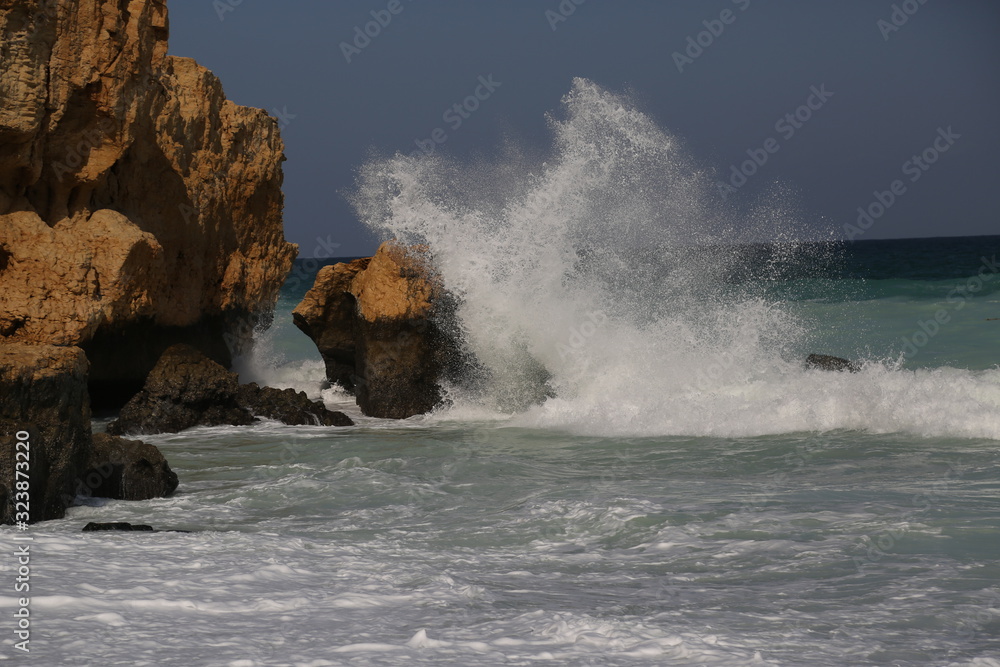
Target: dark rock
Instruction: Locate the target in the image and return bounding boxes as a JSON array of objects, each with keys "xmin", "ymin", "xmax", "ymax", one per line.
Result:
[
  {"xmin": 82, "ymin": 522, "xmax": 190, "ymax": 533},
  {"xmin": 107, "ymin": 344, "xmax": 254, "ymax": 435},
  {"xmin": 236, "ymin": 383, "xmax": 353, "ymax": 426},
  {"xmin": 108, "ymin": 343, "xmax": 354, "ymax": 434},
  {"xmin": 82, "ymin": 522, "xmax": 155, "ymax": 532},
  {"xmin": 806, "ymin": 354, "xmax": 861, "ymax": 373},
  {"xmin": 82, "ymin": 433, "xmax": 178, "ymax": 500},
  {"xmin": 1, "ymin": 344, "xmax": 92, "ymax": 524}
]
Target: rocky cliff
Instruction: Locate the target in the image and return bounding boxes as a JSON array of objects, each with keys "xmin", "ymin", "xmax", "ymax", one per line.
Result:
[
  {"xmin": 0, "ymin": 343, "xmax": 92, "ymax": 523},
  {"xmin": 0, "ymin": 0, "xmax": 297, "ymax": 405},
  {"xmin": 294, "ymin": 242, "xmax": 458, "ymax": 419}
]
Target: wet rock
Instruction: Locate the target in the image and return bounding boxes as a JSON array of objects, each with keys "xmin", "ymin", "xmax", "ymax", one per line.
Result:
[
  {"xmin": 294, "ymin": 242, "xmax": 459, "ymax": 419},
  {"xmin": 107, "ymin": 344, "xmax": 254, "ymax": 435},
  {"xmin": 0, "ymin": 344, "xmax": 92, "ymax": 523},
  {"xmin": 83, "ymin": 433, "xmax": 179, "ymax": 501},
  {"xmin": 108, "ymin": 344, "xmax": 353, "ymax": 434},
  {"xmin": 82, "ymin": 522, "xmax": 190, "ymax": 533},
  {"xmin": 292, "ymin": 258, "xmax": 370, "ymax": 391},
  {"xmin": 236, "ymin": 382, "xmax": 354, "ymax": 426},
  {"xmin": 806, "ymin": 354, "xmax": 861, "ymax": 373},
  {"xmin": 82, "ymin": 522, "xmax": 155, "ymax": 532}
]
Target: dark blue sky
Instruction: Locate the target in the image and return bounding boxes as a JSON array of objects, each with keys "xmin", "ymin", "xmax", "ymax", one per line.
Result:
[{"xmin": 167, "ymin": 1, "xmax": 999, "ymax": 256}]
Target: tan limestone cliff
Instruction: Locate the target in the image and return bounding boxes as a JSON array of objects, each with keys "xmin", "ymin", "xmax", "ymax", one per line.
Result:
[{"xmin": 0, "ymin": 0, "xmax": 297, "ymax": 403}]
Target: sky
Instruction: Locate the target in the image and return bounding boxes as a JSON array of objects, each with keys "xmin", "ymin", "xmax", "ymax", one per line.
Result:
[{"xmin": 166, "ymin": 0, "xmax": 1000, "ymax": 257}]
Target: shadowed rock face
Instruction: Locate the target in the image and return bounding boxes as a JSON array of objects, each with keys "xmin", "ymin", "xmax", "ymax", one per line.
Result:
[
  {"xmin": 294, "ymin": 243, "xmax": 458, "ymax": 419},
  {"xmin": 1, "ymin": 342, "xmax": 181, "ymax": 524},
  {"xmin": 0, "ymin": 344, "xmax": 92, "ymax": 523},
  {"xmin": 0, "ymin": 0, "xmax": 297, "ymax": 403},
  {"xmin": 108, "ymin": 344, "xmax": 354, "ymax": 435},
  {"xmin": 108, "ymin": 344, "xmax": 255, "ymax": 435},
  {"xmin": 84, "ymin": 433, "xmax": 179, "ymax": 501},
  {"xmin": 292, "ymin": 258, "xmax": 371, "ymax": 390},
  {"xmin": 236, "ymin": 383, "xmax": 355, "ymax": 427}
]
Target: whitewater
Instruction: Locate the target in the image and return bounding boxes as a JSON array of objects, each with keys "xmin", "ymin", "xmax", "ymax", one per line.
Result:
[{"xmin": 1, "ymin": 79, "xmax": 998, "ymax": 666}]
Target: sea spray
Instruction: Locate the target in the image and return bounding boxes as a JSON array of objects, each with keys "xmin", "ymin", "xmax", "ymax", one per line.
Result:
[{"xmin": 347, "ymin": 78, "xmax": 1000, "ymax": 438}]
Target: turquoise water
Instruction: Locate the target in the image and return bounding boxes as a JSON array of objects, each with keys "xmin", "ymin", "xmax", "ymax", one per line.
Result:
[
  {"xmin": 4, "ymin": 238, "xmax": 997, "ymax": 666},
  {"xmin": 2, "ymin": 77, "xmax": 998, "ymax": 665}
]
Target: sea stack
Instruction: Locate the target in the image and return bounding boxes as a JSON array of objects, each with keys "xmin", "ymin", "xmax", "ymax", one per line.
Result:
[{"xmin": 294, "ymin": 242, "xmax": 456, "ymax": 419}]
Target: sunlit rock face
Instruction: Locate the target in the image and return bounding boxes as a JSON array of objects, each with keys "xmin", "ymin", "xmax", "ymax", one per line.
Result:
[{"xmin": 0, "ymin": 0, "xmax": 297, "ymax": 406}]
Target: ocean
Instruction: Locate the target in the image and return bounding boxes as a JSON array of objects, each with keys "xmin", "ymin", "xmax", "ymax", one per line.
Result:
[{"xmin": 3, "ymin": 80, "xmax": 999, "ymax": 666}]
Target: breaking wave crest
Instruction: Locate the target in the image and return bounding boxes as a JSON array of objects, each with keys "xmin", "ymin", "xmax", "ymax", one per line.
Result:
[{"xmin": 350, "ymin": 78, "xmax": 1000, "ymax": 439}]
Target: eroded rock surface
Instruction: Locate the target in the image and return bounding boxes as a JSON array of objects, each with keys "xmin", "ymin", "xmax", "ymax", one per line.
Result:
[
  {"xmin": 292, "ymin": 258, "xmax": 370, "ymax": 390},
  {"xmin": 0, "ymin": 343, "xmax": 91, "ymax": 523},
  {"xmin": 108, "ymin": 343, "xmax": 254, "ymax": 435},
  {"xmin": 84, "ymin": 432, "xmax": 179, "ymax": 501},
  {"xmin": 0, "ymin": 0, "xmax": 296, "ymax": 403},
  {"xmin": 294, "ymin": 242, "xmax": 458, "ymax": 419},
  {"xmin": 236, "ymin": 382, "xmax": 354, "ymax": 427},
  {"xmin": 108, "ymin": 344, "xmax": 353, "ymax": 434}
]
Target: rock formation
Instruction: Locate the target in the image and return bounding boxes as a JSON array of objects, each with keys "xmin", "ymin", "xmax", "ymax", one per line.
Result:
[
  {"xmin": 108, "ymin": 344, "xmax": 353, "ymax": 434},
  {"xmin": 805, "ymin": 354, "xmax": 860, "ymax": 373},
  {"xmin": 294, "ymin": 242, "xmax": 458, "ymax": 419},
  {"xmin": 236, "ymin": 382, "xmax": 355, "ymax": 427},
  {"xmin": 0, "ymin": 0, "xmax": 297, "ymax": 407},
  {"xmin": 1, "ymin": 0, "xmax": 297, "ymax": 523},
  {"xmin": 1, "ymin": 341, "xmax": 178, "ymax": 523},
  {"xmin": 292, "ymin": 258, "xmax": 371, "ymax": 390},
  {"xmin": 0, "ymin": 343, "xmax": 92, "ymax": 523},
  {"xmin": 84, "ymin": 432, "xmax": 179, "ymax": 501},
  {"xmin": 82, "ymin": 521, "xmax": 189, "ymax": 532}
]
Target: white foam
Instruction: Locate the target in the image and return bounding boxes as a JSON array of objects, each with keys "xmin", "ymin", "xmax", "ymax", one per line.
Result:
[{"xmin": 349, "ymin": 78, "xmax": 1000, "ymax": 441}]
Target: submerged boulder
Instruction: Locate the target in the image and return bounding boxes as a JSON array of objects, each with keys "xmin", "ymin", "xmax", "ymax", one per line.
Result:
[
  {"xmin": 83, "ymin": 522, "xmax": 156, "ymax": 532},
  {"xmin": 81, "ymin": 521, "xmax": 189, "ymax": 532},
  {"xmin": 294, "ymin": 242, "xmax": 458, "ymax": 419},
  {"xmin": 108, "ymin": 344, "xmax": 353, "ymax": 434},
  {"xmin": 236, "ymin": 382, "xmax": 354, "ymax": 426},
  {"xmin": 806, "ymin": 354, "xmax": 861, "ymax": 373},
  {"xmin": 83, "ymin": 433, "xmax": 179, "ymax": 501}
]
